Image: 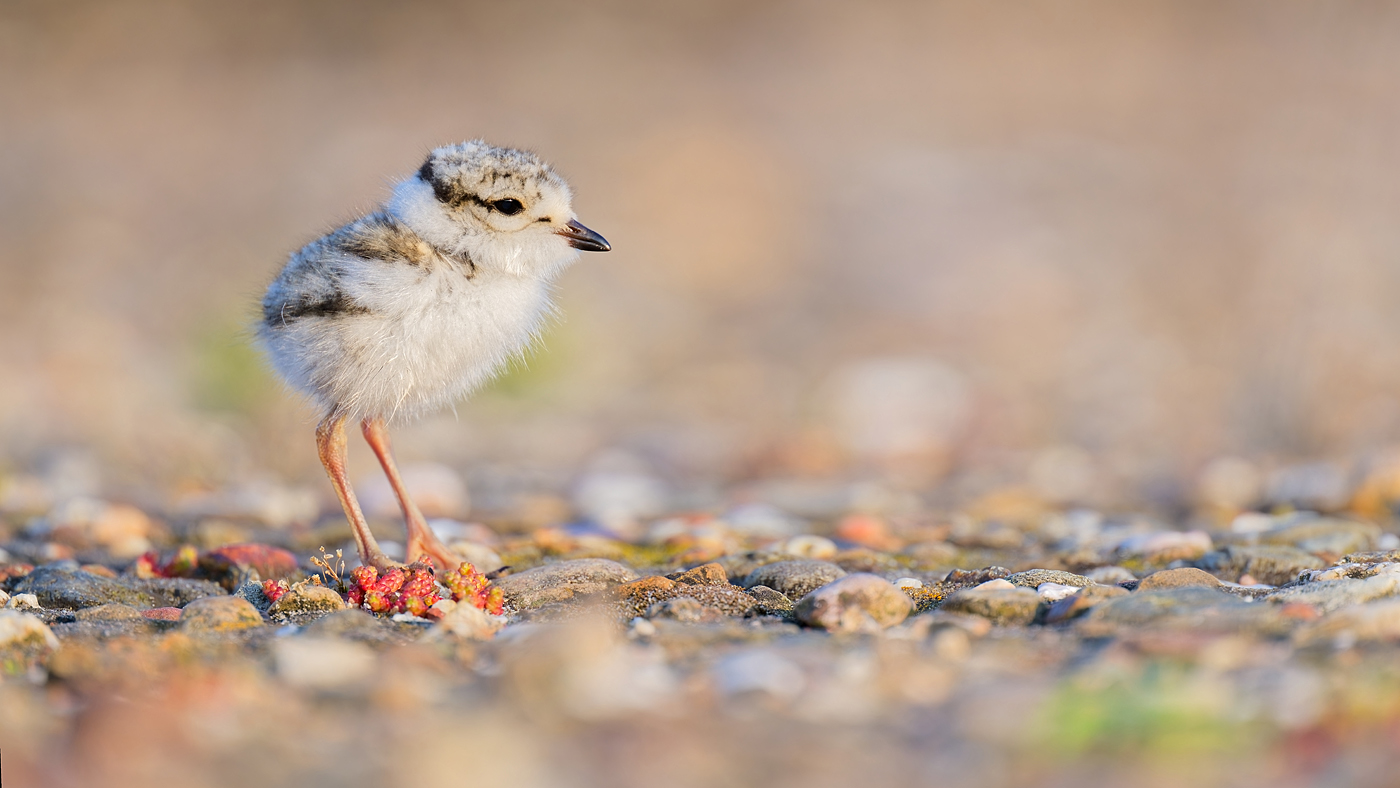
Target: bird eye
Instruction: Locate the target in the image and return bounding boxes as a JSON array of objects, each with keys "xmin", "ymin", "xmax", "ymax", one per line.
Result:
[{"xmin": 490, "ymin": 198, "xmax": 524, "ymax": 215}]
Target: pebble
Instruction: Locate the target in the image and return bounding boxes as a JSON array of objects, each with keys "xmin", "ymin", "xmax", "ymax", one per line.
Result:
[
  {"xmin": 1076, "ymin": 586, "xmax": 1287, "ymax": 637},
  {"xmin": 200, "ymin": 543, "xmax": 300, "ymax": 585},
  {"xmin": 495, "ymin": 558, "xmax": 639, "ymax": 611},
  {"xmin": 1086, "ymin": 565, "xmax": 1138, "ymax": 585},
  {"xmin": 274, "ymin": 637, "xmax": 377, "ymax": 690},
  {"xmin": 777, "ymin": 534, "xmax": 838, "ymax": 560},
  {"xmin": 1203, "ymin": 545, "xmax": 1326, "ymax": 586},
  {"xmin": 6, "ymin": 593, "xmax": 40, "ymax": 610},
  {"xmin": 74, "ymin": 603, "xmax": 144, "ymax": 622},
  {"xmin": 179, "ymin": 596, "xmax": 264, "ymax": 632},
  {"xmin": 268, "ymin": 582, "xmax": 346, "ymax": 621},
  {"xmin": 1116, "ymin": 530, "xmax": 1212, "ymax": 563},
  {"xmin": 670, "ymin": 562, "xmax": 729, "ymax": 586},
  {"xmin": 1266, "ymin": 573, "xmax": 1400, "ymax": 614},
  {"xmin": 1004, "ymin": 569, "xmax": 1092, "ymax": 589},
  {"xmin": 1295, "ymin": 598, "xmax": 1400, "ymax": 646},
  {"xmin": 13, "ymin": 566, "xmax": 225, "ymax": 610},
  {"xmin": 741, "ymin": 560, "xmax": 848, "ymax": 600},
  {"xmin": 0, "ymin": 610, "xmax": 59, "ymax": 677},
  {"xmin": 1043, "ymin": 584, "xmax": 1129, "ymax": 624},
  {"xmin": 939, "ymin": 583, "xmax": 1041, "ymax": 625},
  {"xmin": 794, "ymin": 573, "xmax": 913, "ymax": 631},
  {"xmin": 1136, "ymin": 567, "xmax": 1223, "ymax": 591},
  {"xmin": 893, "ymin": 577, "xmax": 923, "ymax": 589},
  {"xmin": 1258, "ymin": 517, "xmax": 1379, "ymax": 558},
  {"xmin": 747, "ymin": 585, "xmax": 795, "ymax": 616},
  {"xmin": 1036, "ymin": 582, "xmax": 1082, "ymax": 601}
]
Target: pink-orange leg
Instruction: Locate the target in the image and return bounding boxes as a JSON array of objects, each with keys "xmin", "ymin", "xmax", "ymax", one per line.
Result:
[
  {"xmin": 361, "ymin": 416, "xmax": 461, "ymax": 570},
  {"xmin": 317, "ymin": 413, "xmax": 397, "ymax": 571}
]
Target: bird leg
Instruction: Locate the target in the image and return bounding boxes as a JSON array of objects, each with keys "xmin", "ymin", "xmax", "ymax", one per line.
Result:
[
  {"xmin": 361, "ymin": 416, "xmax": 462, "ymax": 570},
  {"xmin": 317, "ymin": 413, "xmax": 397, "ymax": 571}
]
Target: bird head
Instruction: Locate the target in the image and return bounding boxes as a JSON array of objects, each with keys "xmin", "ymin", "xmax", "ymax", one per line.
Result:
[{"xmin": 388, "ymin": 140, "xmax": 609, "ymax": 277}]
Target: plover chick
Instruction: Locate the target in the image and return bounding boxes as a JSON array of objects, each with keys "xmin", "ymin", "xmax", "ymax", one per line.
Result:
[{"xmin": 260, "ymin": 140, "xmax": 610, "ymax": 571}]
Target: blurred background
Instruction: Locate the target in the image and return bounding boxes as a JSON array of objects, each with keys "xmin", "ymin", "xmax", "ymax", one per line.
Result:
[{"xmin": 5, "ymin": 0, "xmax": 1400, "ymax": 526}]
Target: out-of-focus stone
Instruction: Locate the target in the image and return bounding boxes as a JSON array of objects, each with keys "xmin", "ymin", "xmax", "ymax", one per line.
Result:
[
  {"xmin": 200, "ymin": 543, "xmax": 300, "ymax": 586},
  {"xmin": 1037, "ymin": 582, "xmax": 1082, "ymax": 601},
  {"xmin": 13, "ymin": 566, "xmax": 224, "ymax": 610},
  {"xmin": 834, "ymin": 514, "xmax": 902, "ymax": 551},
  {"xmin": 0, "ymin": 611, "xmax": 59, "ymax": 677},
  {"xmin": 647, "ymin": 596, "xmax": 723, "ymax": 623},
  {"xmin": 179, "ymin": 596, "xmax": 264, "ymax": 632},
  {"xmin": 445, "ymin": 541, "xmax": 504, "ymax": 574},
  {"xmin": 6, "ymin": 593, "xmax": 40, "ymax": 610},
  {"xmin": 1203, "ymin": 545, "xmax": 1326, "ymax": 586},
  {"xmin": 943, "ymin": 566, "xmax": 1011, "ymax": 587},
  {"xmin": 142, "ymin": 607, "xmax": 181, "ymax": 621},
  {"xmin": 1116, "ymin": 530, "xmax": 1212, "ymax": 563},
  {"xmin": 742, "ymin": 560, "xmax": 847, "ymax": 600},
  {"xmin": 495, "ymin": 558, "xmax": 639, "ymax": 611},
  {"xmin": 776, "ymin": 534, "xmax": 838, "ymax": 560},
  {"xmin": 1136, "ymin": 567, "xmax": 1223, "ymax": 592},
  {"xmin": 1259, "ymin": 517, "xmax": 1379, "ymax": 558},
  {"xmin": 1086, "ymin": 565, "xmax": 1138, "ymax": 585},
  {"xmin": 1295, "ymin": 598, "xmax": 1400, "ymax": 646},
  {"xmin": 616, "ymin": 576, "xmax": 681, "ymax": 618},
  {"xmin": 901, "ymin": 541, "xmax": 960, "ymax": 570},
  {"xmin": 1077, "ymin": 586, "xmax": 1288, "ymax": 637},
  {"xmin": 1044, "ymin": 584, "xmax": 1129, "ymax": 624},
  {"xmin": 1005, "ymin": 569, "xmax": 1092, "ymax": 589},
  {"xmin": 939, "ymin": 583, "xmax": 1041, "ymax": 625},
  {"xmin": 75, "ymin": 603, "xmax": 144, "ymax": 622},
  {"xmin": 427, "ymin": 602, "xmax": 504, "ymax": 641},
  {"xmin": 1266, "ymin": 572, "xmax": 1400, "ymax": 614},
  {"xmin": 274, "ymin": 637, "xmax": 377, "ymax": 689},
  {"xmin": 794, "ymin": 573, "xmax": 913, "ymax": 631}
]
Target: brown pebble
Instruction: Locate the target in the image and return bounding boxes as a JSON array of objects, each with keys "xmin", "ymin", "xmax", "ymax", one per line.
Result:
[
  {"xmin": 179, "ymin": 596, "xmax": 263, "ymax": 632},
  {"xmin": 1136, "ymin": 567, "xmax": 1223, "ymax": 592},
  {"xmin": 671, "ymin": 563, "xmax": 729, "ymax": 586}
]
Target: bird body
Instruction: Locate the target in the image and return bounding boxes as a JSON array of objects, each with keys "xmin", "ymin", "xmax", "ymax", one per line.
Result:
[{"xmin": 259, "ymin": 141, "xmax": 609, "ymax": 570}]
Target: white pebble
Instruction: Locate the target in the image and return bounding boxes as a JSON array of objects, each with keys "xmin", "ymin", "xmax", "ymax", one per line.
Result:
[
  {"xmin": 5, "ymin": 593, "xmax": 40, "ymax": 610},
  {"xmin": 1036, "ymin": 582, "xmax": 1080, "ymax": 601},
  {"xmin": 974, "ymin": 578, "xmax": 1015, "ymax": 591},
  {"xmin": 893, "ymin": 577, "xmax": 923, "ymax": 589}
]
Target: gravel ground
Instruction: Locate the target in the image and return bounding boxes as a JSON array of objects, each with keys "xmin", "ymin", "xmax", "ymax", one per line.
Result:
[{"xmin": 4, "ymin": 484, "xmax": 1400, "ymax": 788}]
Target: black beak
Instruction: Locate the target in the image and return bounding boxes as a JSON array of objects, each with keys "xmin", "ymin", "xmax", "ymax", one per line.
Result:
[{"xmin": 556, "ymin": 219, "xmax": 611, "ymax": 252}]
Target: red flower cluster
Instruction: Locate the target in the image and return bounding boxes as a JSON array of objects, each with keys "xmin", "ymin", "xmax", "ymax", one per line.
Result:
[
  {"xmin": 343, "ymin": 561, "xmax": 504, "ymax": 617},
  {"xmin": 442, "ymin": 562, "xmax": 505, "ymax": 616},
  {"xmin": 262, "ymin": 579, "xmax": 289, "ymax": 603},
  {"xmin": 347, "ymin": 562, "xmax": 442, "ymax": 617}
]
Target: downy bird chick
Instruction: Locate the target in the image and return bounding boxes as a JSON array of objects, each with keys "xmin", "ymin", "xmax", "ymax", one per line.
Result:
[{"xmin": 260, "ymin": 140, "xmax": 610, "ymax": 570}]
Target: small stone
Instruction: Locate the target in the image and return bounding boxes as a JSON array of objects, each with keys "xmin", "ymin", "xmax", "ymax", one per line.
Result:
[
  {"xmin": 1295, "ymin": 598, "xmax": 1400, "ymax": 646},
  {"xmin": 495, "ymin": 558, "xmax": 639, "ymax": 611},
  {"xmin": 1037, "ymin": 582, "xmax": 1081, "ymax": 601},
  {"xmin": 1116, "ymin": 530, "xmax": 1212, "ymax": 563},
  {"xmin": 75, "ymin": 603, "xmax": 143, "ymax": 622},
  {"xmin": 647, "ymin": 596, "xmax": 722, "ymax": 623},
  {"xmin": 943, "ymin": 566, "xmax": 1011, "ymax": 587},
  {"xmin": 1086, "ymin": 566, "xmax": 1138, "ymax": 585},
  {"xmin": 1203, "ymin": 545, "xmax": 1326, "ymax": 586},
  {"xmin": 426, "ymin": 602, "xmax": 503, "ymax": 641},
  {"xmin": 0, "ymin": 610, "xmax": 59, "ymax": 677},
  {"xmin": 939, "ymin": 584, "xmax": 1041, "ymax": 625},
  {"xmin": 671, "ymin": 563, "xmax": 729, "ymax": 586},
  {"xmin": 1005, "ymin": 569, "xmax": 1092, "ymax": 589},
  {"xmin": 268, "ymin": 582, "xmax": 346, "ymax": 621},
  {"xmin": 747, "ymin": 585, "xmax": 794, "ymax": 616},
  {"xmin": 1077, "ymin": 586, "xmax": 1287, "ymax": 637},
  {"xmin": 894, "ymin": 577, "xmax": 923, "ymax": 589},
  {"xmin": 794, "ymin": 573, "xmax": 913, "ymax": 631},
  {"xmin": 777, "ymin": 534, "xmax": 838, "ymax": 560},
  {"xmin": 1259, "ymin": 517, "xmax": 1379, "ymax": 558},
  {"xmin": 142, "ymin": 607, "xmax": 181, "ymax": 621},
  {"xmin": 6, "ymin": 593, "xmax": 40, "ymax": 610},
  {"xmin": 179, "ymin": 596, "xmax": 264, "ymax": 632},
  {"xmin": 679, "ymin": 584, "xmax": 758, "ymax": 617},
  {"xmin": 1266, "ymin": 573, "xmax": 1400, "ymax": 614},
  {"xmin": 742, "ymin": 560, "xmax": 848, "ymax": 600},
  {"xmin": 13, "ymin": 566, "xmax": 225, "ymax": 610},
  {"xmin": 1044, "ymin": 584, "xmax": 1130, "ymax": 624},
  {"xmin": 200, "ymin": 543, "xmax": 300, "ymax": 587},
  {"xmin": 616, "ymin": 576, "xmax": 681, "ymax": 618},
  {"xmin": 274, "ymin": 637, "xmax": 377, "ymax": 689},
  {"xmin": 1136, "ymin": 567, "xmax": 1223, "ymax": 591}
]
